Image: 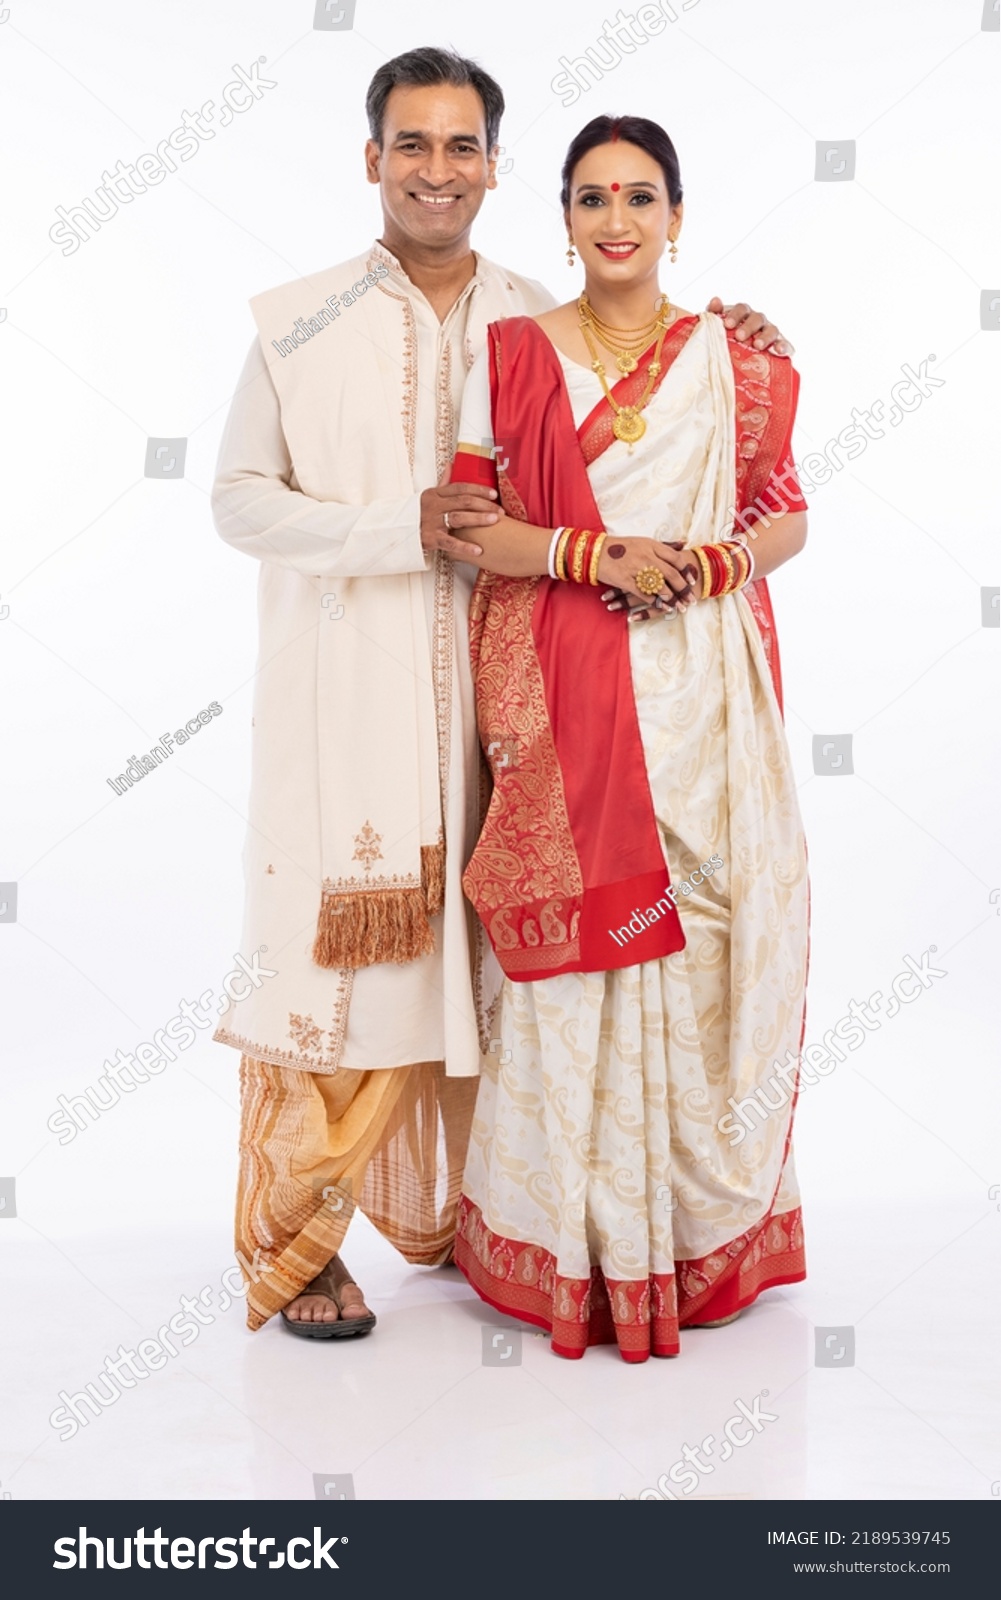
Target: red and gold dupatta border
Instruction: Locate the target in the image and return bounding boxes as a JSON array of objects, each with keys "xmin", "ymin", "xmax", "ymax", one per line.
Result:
[
  {"xmin": 461, "ymin": 317, "xmax": 686, "ymax": 980},
  {"xmin": 726, "ymin": 334, "xmax": 801, "ymax": 716},
  {"xmin": 721, "ymin": 331, "xmax": 810, "ymax": 1253}
]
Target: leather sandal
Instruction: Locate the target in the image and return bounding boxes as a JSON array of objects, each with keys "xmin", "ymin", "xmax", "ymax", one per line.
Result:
[{"xmin": 280, "ymin": 1255, "xmax": 377, "ymax": 1339}]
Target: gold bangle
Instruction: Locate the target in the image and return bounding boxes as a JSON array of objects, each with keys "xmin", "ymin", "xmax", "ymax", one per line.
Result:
[
  {"xmin": 724, "ymin": 542, "xmax": 750, "ymax": 590},
  {"xmin": 571, "ymin": 530, "xmax": 589, "ymax": 586},
  {"xmin": 555, "ymin": 526, "xmax": 574, "ymax": 582},
  {"xmin": 694, "ymin": 545, "xmax": 713, "ymax": 599},
  {"xmin": 588, "ymin": 532, "xmax": 607, "ymax": 587},
  {"xmin": 717, "ymin": 544, "xmax": 736, "ymax": 593}
]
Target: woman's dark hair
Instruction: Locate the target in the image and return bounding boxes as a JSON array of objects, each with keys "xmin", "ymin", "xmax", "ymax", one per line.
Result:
[
  {"xmin": 366, "ymin": 47, "xmax": 505, "ymax": 152},
  {"xmin": 560, "ymin": 115, "xmax": 683, "ymax": 210}
]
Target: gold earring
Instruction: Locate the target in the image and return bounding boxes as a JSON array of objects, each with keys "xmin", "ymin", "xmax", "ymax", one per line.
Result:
[
  {"xmin": 669, "ymin": 237, "xmax": 679, "ymax": 264},
  {"xmin": 566, "ymin": 236, "xmax": 576, "ymax": 267}
]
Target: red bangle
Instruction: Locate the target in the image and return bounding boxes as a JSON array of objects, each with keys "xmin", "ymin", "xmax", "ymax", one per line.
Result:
[
  {"xmin": 703, "ymin": 543, "xmax": 727, "ymax": 597},
  {"xmin": 565, "ymin": 528, "xmax": 603, "ymax": 584},
  {"xmin": 569, "ymin": 529, "xmax": 589, "ymax": 584},
  {"xmin": 580, "ymin": 529, "xmax": 603, "ymax": 582},
  {"xmin": 720, "ymin": 541, "xmax": 751, "ymax": 592}
]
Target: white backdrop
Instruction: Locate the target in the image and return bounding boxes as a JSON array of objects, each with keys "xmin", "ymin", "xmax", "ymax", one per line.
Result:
[{"xmin": 0, "ymin": 0, "xmax": 998, "ymax": 1501}]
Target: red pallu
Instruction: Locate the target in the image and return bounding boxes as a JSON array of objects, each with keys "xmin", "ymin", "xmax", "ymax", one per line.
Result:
[{"xmin": 452, "ymin": 315, "xmax": 802, "ymax": 984}]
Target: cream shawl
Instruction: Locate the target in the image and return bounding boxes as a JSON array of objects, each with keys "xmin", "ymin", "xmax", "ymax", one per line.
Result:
[{"xmin": 249, "ymin": 247, "xmax": 522, "ymax": 971}]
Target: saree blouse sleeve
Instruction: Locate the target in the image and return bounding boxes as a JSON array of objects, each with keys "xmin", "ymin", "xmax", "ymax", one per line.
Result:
[
  {"xmin": 734, "ymin": 355, "xmax": 807, "ymax": 528},
  {"xmin": 449, "ymin": 344, "xmax": 499, "ymax": 491},
  {"xmin": 761, "ymin": 379, "xmax": 807, "ymax": 515}
]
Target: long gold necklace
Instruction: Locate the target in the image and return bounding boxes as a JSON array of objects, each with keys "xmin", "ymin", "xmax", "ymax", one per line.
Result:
[
  {"xmin": 579, "ymin": 293, "xmax": 667, "ymax": 375},
  {"xmin": 578, "ymin": 294, "xmax": 673, "ymax": 447}
]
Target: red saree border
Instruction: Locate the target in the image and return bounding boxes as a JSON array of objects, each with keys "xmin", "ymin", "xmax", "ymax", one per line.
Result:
[
  {"xmin": 726, "ymin": 335, "xmax": 803, "ymax": 713},
  {"xmin": 730, "ymin": 339, "xmax": 800, "ymax": 518},
  {"xmin": 455, "ymin": 1195, "xmax": 805, "ymax": 1362}
]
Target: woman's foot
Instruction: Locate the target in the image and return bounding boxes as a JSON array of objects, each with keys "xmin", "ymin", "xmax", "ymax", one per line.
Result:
[
  {"xmin": 694, "ymin": 1309, "xmax": 742, "ymax": 1329},
  {"xmin": 283, "ymin": 1255, "xmax": 374, "ymax": 1326}
]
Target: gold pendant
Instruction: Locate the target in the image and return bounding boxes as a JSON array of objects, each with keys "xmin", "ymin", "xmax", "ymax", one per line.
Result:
[
  {"xmin": 616, "ymin": 352, "xmax": 638, "ymax": 375},
  {"xmin": 613, "ymin": 408, "xmax": 646, "ymax": 445}
]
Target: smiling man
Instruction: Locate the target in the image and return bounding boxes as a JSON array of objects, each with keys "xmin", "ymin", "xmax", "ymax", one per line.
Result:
[{"xmin": 211, "ymin": 46, "xmax": 791, "ymax": 1338}]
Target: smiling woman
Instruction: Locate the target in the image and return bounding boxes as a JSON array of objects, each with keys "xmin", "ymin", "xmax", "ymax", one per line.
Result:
[{"xmin": 449, "ymin": 114, "xmax": 811, "ymax": 1362}]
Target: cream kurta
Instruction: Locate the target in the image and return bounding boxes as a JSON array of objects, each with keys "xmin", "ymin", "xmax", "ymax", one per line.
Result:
[{"xmin": 212, "ymin": 243, "xmax": 554, "ymax": 1075}]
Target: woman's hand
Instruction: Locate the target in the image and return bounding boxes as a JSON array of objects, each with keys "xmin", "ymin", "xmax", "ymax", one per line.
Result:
[{"xmin": 596, "ymin": 538, "xmax": 701, "ymax": 612}]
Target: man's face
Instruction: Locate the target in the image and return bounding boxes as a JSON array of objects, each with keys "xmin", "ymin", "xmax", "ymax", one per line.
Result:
[{"xmin": 365, "ymin": 83, "xmax": 498, "ymax": 252}]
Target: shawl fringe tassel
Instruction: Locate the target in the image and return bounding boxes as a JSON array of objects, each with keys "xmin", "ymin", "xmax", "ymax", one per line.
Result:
[{"xmin": 312, "ymin": 842, "xmax": 446, "ymax": 968}]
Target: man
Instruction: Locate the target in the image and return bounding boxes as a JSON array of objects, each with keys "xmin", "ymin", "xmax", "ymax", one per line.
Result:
[{"xmin": 212, "ymin": 45, "xmax": 792, "ymax": 1335}]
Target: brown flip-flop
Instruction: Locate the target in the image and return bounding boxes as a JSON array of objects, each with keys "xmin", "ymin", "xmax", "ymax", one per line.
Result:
[{"xmin": 280, "ymin": 1255, "xmax": 377, "ymax": 1339}]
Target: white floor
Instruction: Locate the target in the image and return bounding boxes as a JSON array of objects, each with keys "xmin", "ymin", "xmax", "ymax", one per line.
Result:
[{"xmin": 2, "ymin": 1198, "xmax": 997, "ymax": 1502}]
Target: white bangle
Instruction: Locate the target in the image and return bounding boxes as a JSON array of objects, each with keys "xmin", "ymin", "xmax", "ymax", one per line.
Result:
[{"xmin": 548, "ymin": 527, "xmax": 566, "ymax": 580}]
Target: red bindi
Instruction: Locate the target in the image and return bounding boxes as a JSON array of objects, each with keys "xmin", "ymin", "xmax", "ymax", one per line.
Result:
[{"xmin": 610, "ymin": 182, "xmax": 621, "ymax": 192}]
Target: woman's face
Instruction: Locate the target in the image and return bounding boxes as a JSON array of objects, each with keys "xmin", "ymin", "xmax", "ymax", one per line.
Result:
[{"xmin": 566, "ymin": 139, "xmax": 681, "ymax": 288}]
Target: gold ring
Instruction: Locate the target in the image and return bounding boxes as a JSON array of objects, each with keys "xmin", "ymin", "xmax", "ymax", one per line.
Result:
[
  {"xmin": 635, "ymin": 566, "xmax": 666, "ymax": 597},
  {"xmin": 443, "ymin": 512, "xmax": 452, "ymax": 531}
]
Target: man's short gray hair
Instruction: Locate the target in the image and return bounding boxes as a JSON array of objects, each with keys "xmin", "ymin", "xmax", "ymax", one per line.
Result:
[{"xmin": 365, "ymin": 46, "xmax": 505, "ymax": 151}]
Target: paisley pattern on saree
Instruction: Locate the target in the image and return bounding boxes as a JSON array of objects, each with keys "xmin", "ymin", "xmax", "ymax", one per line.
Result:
[
  {"xmin": 456, "ymin": 1195, "xmax": 805, "ymax": 1361},
  {"xmin": 465, "ymin": 572, "xmax": 582, "ymax": 962},
  {"xmin": 455, "ymin": 316, "xmax": 810, "ymax": 1361}
]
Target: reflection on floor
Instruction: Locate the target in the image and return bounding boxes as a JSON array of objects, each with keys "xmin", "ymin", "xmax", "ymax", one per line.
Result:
[{"xmin": 1, "ymin": 1201, "xmax": 996, "ymax": 1501}]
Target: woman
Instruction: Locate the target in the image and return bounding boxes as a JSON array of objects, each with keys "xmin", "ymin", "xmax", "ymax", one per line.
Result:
[{"xmin": 446, "ymin": 115, "xmax": 810, "ymax": 1361}]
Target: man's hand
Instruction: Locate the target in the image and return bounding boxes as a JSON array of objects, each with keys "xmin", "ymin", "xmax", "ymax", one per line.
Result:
[
  {"xmin": 705, "ymin": 297, "xmax": 793, "ymax": 357},
  {"xmin": 420, "ymin": 481, "xmax": 498, "ymax": 558}
]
